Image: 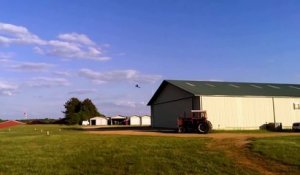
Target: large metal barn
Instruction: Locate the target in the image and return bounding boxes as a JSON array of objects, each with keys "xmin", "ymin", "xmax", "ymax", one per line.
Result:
[{"xmin": 148, "ymin": 80, "xmax": 300, "ymax": 130}]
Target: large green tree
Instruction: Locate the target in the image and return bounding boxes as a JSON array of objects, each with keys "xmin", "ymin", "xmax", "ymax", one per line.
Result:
[
  {"xmin": 81, "ymin": 98, "xmax": 101, "ymax": 120},
  {"xmin": 63, "ymin": 97, "xmax": 103, "ymax": 125},
  {"xmin": 63, "ymin": 97, "xmax": 82, "ymax": 125}
]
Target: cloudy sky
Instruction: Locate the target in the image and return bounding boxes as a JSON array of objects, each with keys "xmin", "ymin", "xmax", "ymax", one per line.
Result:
[{"xmin": 1, "ymin": 0, "xmax": 300, "ymax": 119}]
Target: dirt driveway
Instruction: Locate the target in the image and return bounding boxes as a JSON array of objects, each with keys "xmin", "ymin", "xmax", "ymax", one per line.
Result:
[{"xmin": 87, "ymin": 128, "xmax": 300, "ymax": 175}]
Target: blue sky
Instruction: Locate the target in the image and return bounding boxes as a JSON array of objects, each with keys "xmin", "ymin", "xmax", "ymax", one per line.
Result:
[{"xmin": 0, "ymin": 0, "xmax": 300, "ymax": 119}]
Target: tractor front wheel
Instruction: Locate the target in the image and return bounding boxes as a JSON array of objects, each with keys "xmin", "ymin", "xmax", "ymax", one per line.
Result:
[
  {"xmin": 197, "ymin": 121, "xmax": 212, "ymax": 134},
  {"xmin": 178, "ymin": 127, "xmax": 185, "ymax": 133}
]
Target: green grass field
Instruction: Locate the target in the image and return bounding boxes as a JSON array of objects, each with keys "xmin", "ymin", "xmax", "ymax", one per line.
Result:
[
  {"xmin": 1, "ymin": 125, "xmax": 299, "ymax": 175},
  {"xmin": 0, "ymin": 125, "xmax": 256, "ymax": 175},
  {"xmin": 251, "ymin": 136, "xmax": 300, "ymax": 167}
]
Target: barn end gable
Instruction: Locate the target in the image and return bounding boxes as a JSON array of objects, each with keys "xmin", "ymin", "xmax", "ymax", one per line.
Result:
[
  {"xmin": 148, "ymin": 81, "xmax": 199, "ymax": 128},
  {"xmin": 147, "ymin": 80, "xmax": 194, "ymax": 105}
]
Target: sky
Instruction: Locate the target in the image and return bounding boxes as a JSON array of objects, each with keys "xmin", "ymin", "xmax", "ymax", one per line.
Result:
[{"xmin": 0, "ymin": 0, "xmax": 300, "ymax": 119}]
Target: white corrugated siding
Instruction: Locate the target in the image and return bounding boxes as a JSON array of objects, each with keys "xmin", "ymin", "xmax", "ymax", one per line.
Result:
[
  {"xmin": 274, "ymin": 98, "xmax": 300, "ymax": 128},
  {"xmin": 202, "ymin": 96, "xmax": 274, "ymax": 129},
  {"xmin": 202, "ymin": 96, "xmax": 300, "ymax": 129}
]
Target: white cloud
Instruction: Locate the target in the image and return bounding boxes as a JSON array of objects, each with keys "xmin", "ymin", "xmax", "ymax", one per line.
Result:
[
  {"xmin": 53, "ymin": 71, "xmax": 71, "ymax": 77},
  {"xmin": 0, "ymin": 56, "xmax": 54, "ymax": 72},
  {"xmin": 0, "ymin": 22, "xmax": 110, "ymax": 61},
  {"xmin": 1, "ymin": 91, "xmax": 13, "ymax": 96},
  {"xmin": 0, "ymin": 36, "xmax": 11, "ymax": 46},
  {"xmin": 79, "ymin": 68, "xmax": 162, "ymax": 84},
  {"xmin": 208, "ymin": 79, "xmax": 224, "ymax": 82},
  {"xmin": 100, "ymin": 100, "xmax": 149, "ymax": 116},
  {"xmin": 0, "ymin": 81, "xmax": 18, "ymax": 96},
  {"xmin": 113, "ymin": 100, "xmax": 144, "ymax": 108},
  {"xmin": 35, "ymin": 39, "xmax": 110, "ymax": 61},
  {"xmin": 57, "ymin": 33, "xmax": 95, "ymax": 46},
  {"xmin": 9, "ymin": 62, "xmax": 53, "ymax": 71},
  {"xmin": 68, "ymin": 89, "xmax": 96, "ymax": 95},
  {"xmin": 0, "ymin": 52, "xmax": 13, "ymax": 61},
  {"xmin": 27, "ymin": 77, "xmax": 70, "ymax": 87},
  {"xmin": 0, "ymin": 59, "xmax": 7, "ymax": 63},
  {"xmin": 0, "ymin": 23, "xmax": 29, "ymax": 34},
  {"xmin": 0, "ymin": 54, "xmax": 11, "ymax": 59},
  {"xmin": 0, "ymin": 22, "xmax": 46, "ymax": 45}
]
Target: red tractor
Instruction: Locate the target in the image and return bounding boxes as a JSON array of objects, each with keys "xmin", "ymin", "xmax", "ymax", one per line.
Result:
[{"xmin": 177, "ymin": 110, "xmax": 212, "ymax": 134}]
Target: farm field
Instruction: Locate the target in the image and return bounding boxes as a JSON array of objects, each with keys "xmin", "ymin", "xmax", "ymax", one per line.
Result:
[{"xmin": 0, "ymin": 125, "xmax": 299, "ymax": 175}]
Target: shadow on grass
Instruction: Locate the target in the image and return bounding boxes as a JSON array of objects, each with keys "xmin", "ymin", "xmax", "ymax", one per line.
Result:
[
  {"xmin": 64, "ymin": 126, "xmax": 178, "ymax": 133},
  {"xmin": 63, "ymin": 125, "xmax": 299, "ymax": 135},
  {"xmin": 276, "ymin": 129, "xmax": 297, "ymax": 133},
  {"xmin": 211, "ymin": 129, "xmax": 298, "ymax": 134}
]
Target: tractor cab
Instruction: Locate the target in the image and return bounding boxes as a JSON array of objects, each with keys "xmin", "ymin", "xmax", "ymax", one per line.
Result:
[{"xmin": 190, "ymin": 110, "xmax": 207, "ymax": 119}]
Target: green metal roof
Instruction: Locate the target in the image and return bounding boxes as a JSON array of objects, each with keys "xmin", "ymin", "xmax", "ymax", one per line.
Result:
[{"xmin": 148, "ymin": 80, "xmax": 300, "ymax": 105}]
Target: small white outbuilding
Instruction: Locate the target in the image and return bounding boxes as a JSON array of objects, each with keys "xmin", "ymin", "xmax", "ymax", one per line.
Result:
[
  {"xmin": 129, "ymin": 115, "xmax": 141, "ymax": 125},
  {"xmin": 89, "ymin": 116, "xmax": 108, "ymax": 126},
  {"xmin": 140, "ymin": 115, "xmax": 151, "ymax": 126}
]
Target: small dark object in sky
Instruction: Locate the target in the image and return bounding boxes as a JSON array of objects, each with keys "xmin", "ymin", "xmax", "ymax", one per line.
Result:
[{"xmin": 135, "ymin": 84, "xmax": 141, "ymax": 88}]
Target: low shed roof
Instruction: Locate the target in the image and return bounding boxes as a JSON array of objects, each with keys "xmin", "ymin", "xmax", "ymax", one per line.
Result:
[
  {"xmin": 90, "ymin": 116, "xmax": 107, "ymax": 120},
  {"xmin": 110, "ymin": 115, "xmax": 126, "ymax": 119},
  {"xmin": 148, "ymin": 80, "xmax": 300, "ymax": 105}
]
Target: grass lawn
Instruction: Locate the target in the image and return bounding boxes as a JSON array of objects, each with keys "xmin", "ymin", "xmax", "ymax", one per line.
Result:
[
  {"xmin": 0, "ymin": 125, "xmax": 256, "ymax": 175},
  {"xmin": 251, "ymin": 136, "xmax": 300, "ymax": 167}
]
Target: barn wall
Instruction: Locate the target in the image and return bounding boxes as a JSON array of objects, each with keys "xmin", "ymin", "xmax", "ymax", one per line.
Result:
[
  {"xmin": 201, "ymin": 96, "xmax": 274, "ymax": 129},
  {"xmin": 152, "ymin": 98, "xmax": 192, "ymax": 128},
  {"xmin": 274, "ymin": 97, "xmax": 300, "ymax": 128},
  {"xmin": 150, "ymin": 81, "xmax": 300, "ymax": 129}
]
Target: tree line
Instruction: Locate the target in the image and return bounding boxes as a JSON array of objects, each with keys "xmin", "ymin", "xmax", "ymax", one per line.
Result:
[{"xmin": 63, "ymin": 97, "xmax": 104, "ymax": 125}]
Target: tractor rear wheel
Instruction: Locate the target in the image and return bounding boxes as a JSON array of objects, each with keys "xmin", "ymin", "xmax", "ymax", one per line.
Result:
[{"xmin": 197, "ymin": 121, "xmax": 212, "ymax": 134}]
